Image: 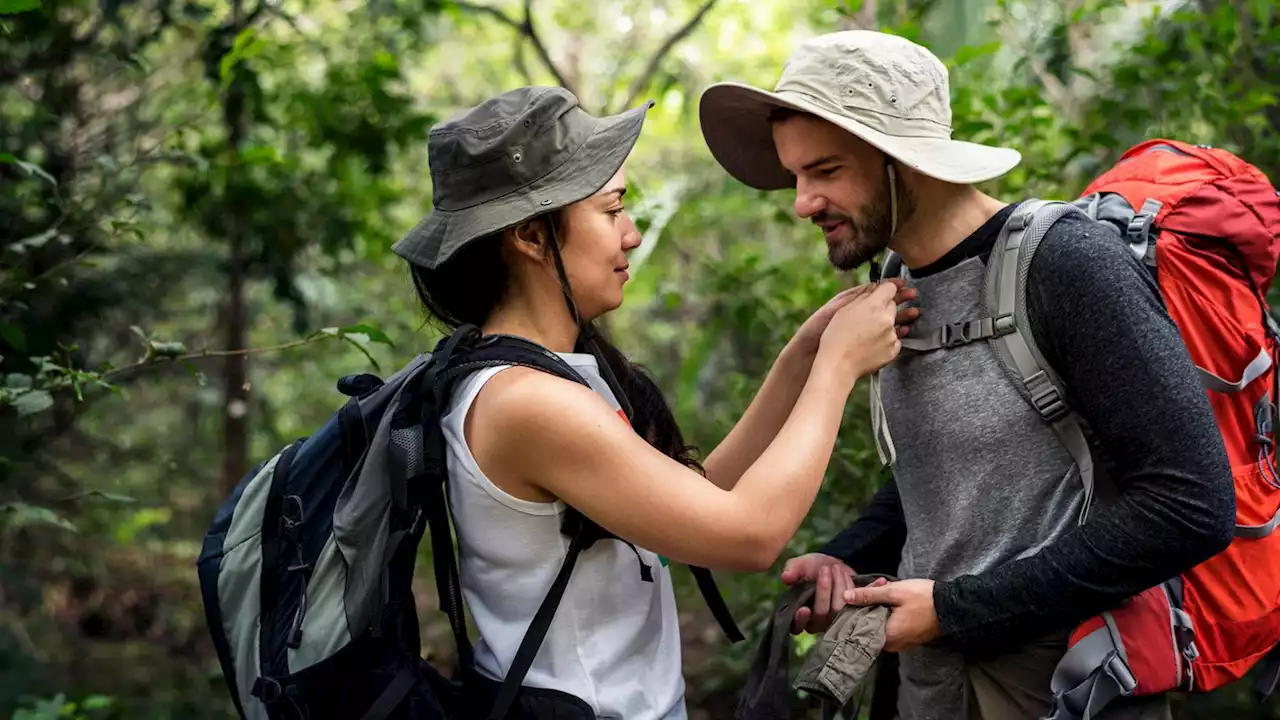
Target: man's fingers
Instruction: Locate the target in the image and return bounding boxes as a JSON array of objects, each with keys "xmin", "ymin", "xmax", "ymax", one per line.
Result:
[
  {"xmin": 792, "ymin": 606, "xmax": 811, "ymax": 635},
  {"xmin": 780, "ymin": 564, "xmax": 799, "ymax": 585},
  {"xmin": 780, "ymin": 556, "xmax": 811, "ymax": 585},
  {"xmin": 844, "ymin": 583, "xmax": 896, "ymax": 607},
  {"xmin": 813, "ymin": 566, "xmax": 832, "ymax": 619},
  {"xmin": 832, "ymin": 568, "xmax": 851, "ymax": 615},
  {"xmin": 896, "ymin": 306, "xmax": 921, "ymax": 326}
]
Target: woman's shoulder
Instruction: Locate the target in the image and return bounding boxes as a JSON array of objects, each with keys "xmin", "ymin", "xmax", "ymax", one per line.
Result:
[{"xmin": 468, "ymin": 362, "xmax": 620, "ymax": 442}]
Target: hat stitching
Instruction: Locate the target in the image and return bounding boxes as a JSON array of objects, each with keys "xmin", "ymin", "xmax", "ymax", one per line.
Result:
[
  {"xmin": 778, "ymin": 87, "xmax": 952, "ymax": 133},
  {"xmin": 429, "ymin": 109, "xmax": 584, "ymax": 176},
  {"xmin": 435, "ymin": 117, "xmax": 631, "ymax": 213}
]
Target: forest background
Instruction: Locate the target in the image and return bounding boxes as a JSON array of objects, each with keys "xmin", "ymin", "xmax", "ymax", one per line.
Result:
[{"xmin": 3, "ymin": 0, "xmax": 1280, "ymax": 717}]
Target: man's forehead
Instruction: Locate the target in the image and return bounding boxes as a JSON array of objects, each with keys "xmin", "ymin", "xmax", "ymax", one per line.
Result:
[{"xmin": 773, "ymin": 117, "xmax": 874, "ymax": 167}]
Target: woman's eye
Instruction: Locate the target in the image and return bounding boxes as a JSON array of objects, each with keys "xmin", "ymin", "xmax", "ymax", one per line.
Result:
[{"xmin": 608, "ymin": 207, "xmax": 624, "ymax": 218}]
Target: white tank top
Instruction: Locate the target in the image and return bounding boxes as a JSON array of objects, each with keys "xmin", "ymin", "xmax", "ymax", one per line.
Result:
[{"xmin": 440, "ymin": 351, "xmax": 687, "ymax": 720}]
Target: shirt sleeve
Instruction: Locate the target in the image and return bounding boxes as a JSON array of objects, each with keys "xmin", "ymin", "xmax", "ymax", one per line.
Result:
[
  {"xmin": 817, "ymin": 475, "xmax": 908, "ymax": 575},
  {"xmin": 931, "ymin": 213, "xmax": 1237, "ymax": 656}
]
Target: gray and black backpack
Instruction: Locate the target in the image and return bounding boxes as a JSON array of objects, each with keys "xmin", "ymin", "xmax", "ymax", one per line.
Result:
[{"xmin": 197, "ymin": 324, "xmax": 742, "ymax": 720}]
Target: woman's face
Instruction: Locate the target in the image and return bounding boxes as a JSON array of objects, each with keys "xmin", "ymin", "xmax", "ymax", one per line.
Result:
[{"xmin": 557, "ymin": 167, "xmax": 642, "ymax": 320}]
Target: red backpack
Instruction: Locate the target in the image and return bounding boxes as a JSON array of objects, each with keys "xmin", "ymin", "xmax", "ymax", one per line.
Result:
[{"xmin": 986, "ymin": 140, "xmax": 1280, "ymax": 718}]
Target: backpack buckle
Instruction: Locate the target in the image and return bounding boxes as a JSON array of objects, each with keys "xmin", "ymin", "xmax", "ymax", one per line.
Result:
[
  {"xmin": 1127, "ymin": 212, "xmax": 1154, "ymax": 242},
  {"xmin": 252, "ymin": 677, "xmax": 283, "ymax": 704}
]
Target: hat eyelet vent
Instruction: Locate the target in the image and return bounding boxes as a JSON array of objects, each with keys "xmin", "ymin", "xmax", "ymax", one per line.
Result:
[
  {"xmin": 512, "ymin": 151, "xmax": 523, "ymax": 162},
  {"xmin": 540, "ymin": 199, "xmax": 552, "ymax": 206},
  {"xmin": 889, "ymin": 95, "xmax": 898, "ymax": 104}
]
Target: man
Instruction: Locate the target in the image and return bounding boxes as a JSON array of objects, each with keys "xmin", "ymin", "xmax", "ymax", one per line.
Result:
[{"xmin": 698, "ymin": 30, "xmax": 1235, "ymax": 720}]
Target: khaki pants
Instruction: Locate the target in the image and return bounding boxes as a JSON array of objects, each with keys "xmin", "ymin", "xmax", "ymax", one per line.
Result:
[
  {"xmin": 891, "ymin": 632, "xmax": 1172, "ymax": 720},
  {"xmin": 963, "ymin": 633, "xmax": 1172, "ymax": 720}
]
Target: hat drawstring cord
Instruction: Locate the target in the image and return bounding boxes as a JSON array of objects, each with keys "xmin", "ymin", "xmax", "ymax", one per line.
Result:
[
  {"xmin": 887, "ymin": 162, "xmax": 898, "ymax": 236},
  {"xmin": 872, "ymin": 159, "xmax": 899, "ymax": 468}
]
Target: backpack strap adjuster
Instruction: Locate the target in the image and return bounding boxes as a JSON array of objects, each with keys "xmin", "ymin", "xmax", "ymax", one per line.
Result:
[
  {"xmin": 252, "ymin": 676, "xmax": 283, "ymax": 704},
  {"xmin": 1027, "ymin": 371, "xmax": 1069, "ymax": 422}
]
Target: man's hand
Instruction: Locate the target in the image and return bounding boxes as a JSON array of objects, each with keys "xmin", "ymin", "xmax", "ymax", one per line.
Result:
[
  {"xmin": 780, "ymin": 553, "xmax": 854, "ymax": 634},
  {"xmin": 844, "ymin": 578, "xmax": 941, "ymax": 652}
]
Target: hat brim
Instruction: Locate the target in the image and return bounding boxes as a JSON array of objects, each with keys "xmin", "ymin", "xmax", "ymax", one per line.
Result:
[
  {"xmin": 698, "ymin": 82, "xmax": 1021, "ymax": 190},
  {"xmin": 393, "ymin": 101, "xmax": 653, "ymax": 270}
]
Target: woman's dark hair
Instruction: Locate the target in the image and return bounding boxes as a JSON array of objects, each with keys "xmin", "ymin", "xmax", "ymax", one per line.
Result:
[{"xmin": 410, "ymin": 212, "xmax": 703, "ymax": 473}]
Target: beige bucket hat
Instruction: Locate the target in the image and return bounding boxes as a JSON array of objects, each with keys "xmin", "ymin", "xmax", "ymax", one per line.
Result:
[{"xmin": 699, "ymin": 30, "xmax": 1021, "ymax": 190}]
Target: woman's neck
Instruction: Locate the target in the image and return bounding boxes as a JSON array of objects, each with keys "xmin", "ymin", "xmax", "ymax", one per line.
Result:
[{"xmin": 481, "ymin": 300, "xmax": 581, "ymax": 354}]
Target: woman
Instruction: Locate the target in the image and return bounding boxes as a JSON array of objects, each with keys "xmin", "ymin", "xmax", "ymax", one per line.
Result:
[{"xmin": 391, "ymin": 86, "xmax": 914, "ymax": 719}]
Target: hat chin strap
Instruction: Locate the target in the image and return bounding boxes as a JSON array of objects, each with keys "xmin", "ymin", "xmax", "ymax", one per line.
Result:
[{"xmin": 545, "ymin": 223, "xmax": 636, "ymax": 421}]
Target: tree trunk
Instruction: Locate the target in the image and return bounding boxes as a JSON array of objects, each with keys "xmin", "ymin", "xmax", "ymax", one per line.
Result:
[{"xmin": 219, "ymin": 0, "xmax": 250, "ymax": 497}]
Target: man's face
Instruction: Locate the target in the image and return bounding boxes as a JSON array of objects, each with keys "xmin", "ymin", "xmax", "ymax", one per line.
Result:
[{"xmin": 771, "ymin": 113, "xmax": 895, "ymax": 271}]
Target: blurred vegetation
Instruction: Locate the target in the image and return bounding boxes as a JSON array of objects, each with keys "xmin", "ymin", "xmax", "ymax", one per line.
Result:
[{"xmin": 2, "ymin": 0, "xmax": 1279, "ymax": 717}]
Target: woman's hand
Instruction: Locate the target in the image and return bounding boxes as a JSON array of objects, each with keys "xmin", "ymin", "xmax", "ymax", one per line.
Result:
[
  {"xmin": 816, "ymin": 280, "xmax": 909, "ymax": 378},
  {"xmin": 791, "ymin": 279, "xmax": 920, "ymax": 360}
]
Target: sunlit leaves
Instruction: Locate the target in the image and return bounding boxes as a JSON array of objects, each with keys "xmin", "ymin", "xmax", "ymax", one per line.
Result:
[{"xmin": 0, "ymin": 0, "xmax": 38, "ymax": 15}]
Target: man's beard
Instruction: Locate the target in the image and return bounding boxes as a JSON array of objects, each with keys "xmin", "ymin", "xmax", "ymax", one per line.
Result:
[{"xmin": 818, "ymin": 176, "xmax": 910, "ymax": 272}]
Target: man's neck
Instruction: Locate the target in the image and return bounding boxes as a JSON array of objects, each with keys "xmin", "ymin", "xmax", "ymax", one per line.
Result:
[{"xmin": 888, "ymin": 183, "xmax": 1008, "ymax": 271}]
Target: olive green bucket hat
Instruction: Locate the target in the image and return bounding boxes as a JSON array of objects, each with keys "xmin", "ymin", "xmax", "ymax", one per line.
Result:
[{"xmin": 393, "ymin": 86, "xmax": 654, "ymax": 269}]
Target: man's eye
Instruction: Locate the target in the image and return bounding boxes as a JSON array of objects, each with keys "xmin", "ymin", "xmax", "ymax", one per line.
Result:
[
  {"xmin": 608, "ymin": 207, "xmax": 624, "ymax": 217},
  {"xmin": 819, "ymin": 166, "xmax": 839, "ymax": 177}
]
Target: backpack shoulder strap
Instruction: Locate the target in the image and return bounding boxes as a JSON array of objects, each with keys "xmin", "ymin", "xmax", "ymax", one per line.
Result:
[{"xmin": 986, "ymin": 199, "xmax": 1097, "ymax": 524}]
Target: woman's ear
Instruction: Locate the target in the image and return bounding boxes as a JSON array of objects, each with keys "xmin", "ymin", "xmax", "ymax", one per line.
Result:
[{"xmin": 507, "ymin": 219, "xmax": 547, "ymax": 262}]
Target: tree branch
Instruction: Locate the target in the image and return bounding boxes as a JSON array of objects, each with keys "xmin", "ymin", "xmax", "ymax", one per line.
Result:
[
  {"xmin": 450, "ymin": 0, "xmax": 522, "ymax": 29},
  {"xmin": 450, "ymin": 0, "xmax": 576, "ymax": 96},
  {"xmin": 618, "ymin": 0, "xmax": 718, "ymax": 112},
  {"xmin": 100, "ymin": 335, "xmax": 327, "ymax": 381}
]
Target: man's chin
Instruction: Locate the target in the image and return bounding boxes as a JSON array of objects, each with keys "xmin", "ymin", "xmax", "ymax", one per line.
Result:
[{"xmin": 829, "ymin": 243, "xmax": 884, "ymax": 272}]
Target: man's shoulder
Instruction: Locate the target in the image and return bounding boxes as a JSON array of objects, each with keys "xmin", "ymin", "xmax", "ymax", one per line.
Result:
[{"xmin": 1022, "ymin": 203, "xmax": 1150, "ymax": 290}]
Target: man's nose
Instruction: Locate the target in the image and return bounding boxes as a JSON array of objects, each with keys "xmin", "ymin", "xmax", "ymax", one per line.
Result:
[{"xmin": 794, "ymin": 181, "xmax": 826, "ymax": 219}]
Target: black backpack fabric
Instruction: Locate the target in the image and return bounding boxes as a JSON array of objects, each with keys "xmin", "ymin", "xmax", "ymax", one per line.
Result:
[{"xmin": 197, "ymin": 324, "xmax": 742, "ymax": 720}]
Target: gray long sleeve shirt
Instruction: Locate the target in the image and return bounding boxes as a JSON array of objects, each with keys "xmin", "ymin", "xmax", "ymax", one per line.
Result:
[{"xmin": 820, "ymin": 201, "xmax": 1236, "ymax": 657}]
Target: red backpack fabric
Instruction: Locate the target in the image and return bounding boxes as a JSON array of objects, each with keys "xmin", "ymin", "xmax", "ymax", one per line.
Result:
[{"xmin": 1041, "ymin": 140, "xmax": 1280, "ymax": 718}]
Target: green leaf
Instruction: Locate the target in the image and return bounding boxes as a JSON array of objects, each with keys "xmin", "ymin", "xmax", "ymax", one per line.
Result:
[
  {"xmin": 80, "ymin": 695, "xmax": 112, "ymax": 711},
  {"xmin": 148, "ymin": 341, "xmax": 187, "ymax": 358},
  {"xmin": 0, "ymin": 0, "xmax": 39, "ymax": 15},
  {"xmin": 0, "ymin": 153, "xmax": 56, "ymax": 186},
  {"xmin": 341, "ymin": 335, "xmax": 381, "ymax": 372},
  {"xmin": 5, "ymin": 373, "xmax": 32, "ymax": 389},
  {"xmin": 338, "ymin": 324, "xmax": 395, "ymax": 347},
  {"xmin": 0, "ymin": 502, "xmax": 77, "ymax": 532},
  {"xmin": 11, "ymin": 227, "xmax": 58, "ymax": 253},
  {"xmin": 83, "ymin": 490, "xmax": 138, "ymax": 504},
  {"xmin": 130, "ymin": 325, "xmax": 150, "ymax": 342},
  {"xmin": 12, "ymin": 389, "xmax": 52, "ymax": 416},
  {"xmin": 113, "ymin": 507, "xmax": 171, "ymax": 544},
  {"xmin": 219, "ymin": 27, "xmax": 266, "ymax": 89},
  {"xmin": 1, "ymin": 324, "xmax": 26, "ymax": 352}
]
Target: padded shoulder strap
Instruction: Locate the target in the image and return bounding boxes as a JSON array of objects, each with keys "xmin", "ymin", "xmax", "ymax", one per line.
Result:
[{"xmin": 986, "ymin": 200, "xmax": 1098, "ymax": 524}]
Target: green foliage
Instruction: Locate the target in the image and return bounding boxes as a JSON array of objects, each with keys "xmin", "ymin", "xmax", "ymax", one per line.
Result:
[
  {"xmin": 12, "ymin": 693, "xmax": 113, "ymax": 720},
  {"xmin": 0, "ymin": 0, "xmax": 41, "ymax": 14},
  {"xmin": 2, "ymin": 0, "xmax": 1279, "ymax": 717}
]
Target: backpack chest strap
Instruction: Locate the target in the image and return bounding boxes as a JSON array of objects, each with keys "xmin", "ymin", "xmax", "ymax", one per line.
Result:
[{"xmin": 900, "ymin": 316, "xmax": 1016, "ymax": 352}]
